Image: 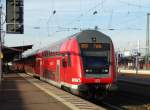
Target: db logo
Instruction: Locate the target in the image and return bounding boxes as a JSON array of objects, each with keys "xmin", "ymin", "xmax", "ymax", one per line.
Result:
[{"xmin": 95, "ymin": 79, "xmax": 100, "ymax": 83}]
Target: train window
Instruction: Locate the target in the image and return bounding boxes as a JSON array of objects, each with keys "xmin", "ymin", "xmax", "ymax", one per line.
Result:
[
  {"xmin": 62, "ymin": 58, "xmax": 67, "ymax": 67},
  {"xmin": 62, "ymin": 53, "xmax": 71, "ymax": 67},
  {"xmin": 68, "ymin": 53, "xmax": 71, "ymax": 66}
]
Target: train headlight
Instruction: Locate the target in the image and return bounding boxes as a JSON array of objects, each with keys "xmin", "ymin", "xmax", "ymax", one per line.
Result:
[
  {"xmin": 85, "ymin": 69, "xmax": 89, "ymax": 72},
  {"xmin": 104, "ymin": 69, "xmax": 108, "ymax": 72},
  {"xmin": 85, "ymin": 69, "xmax": 92, "ymax": 72}
]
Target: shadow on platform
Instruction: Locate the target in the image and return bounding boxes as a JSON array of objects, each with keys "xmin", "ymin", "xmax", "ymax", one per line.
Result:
[
  {"xmin": 0, "ymin": 73, "xmax": 71, "ymax": 110},
  {"xmin": 0, "ymin": 73, "xmax": 25, "ymax": 110}
]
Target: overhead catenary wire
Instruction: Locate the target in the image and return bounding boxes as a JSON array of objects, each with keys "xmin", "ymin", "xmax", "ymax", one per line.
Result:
[
  {"xmin": 63, "ymin": 0, "xmax": 107, "ymax": 27},
  {"xmin": 117, "ymin": 0, "xmax": 150, "ymax": 8},
  {"xmin": 47, "ymin": 0, "xmax": 107, "ymax": 36},
  {"xmin": 56, "ymin": 0, "xmax": 148, "ymax": 33},
  {"xmin": 32, "ymin": 0, "xmax": 150, "ymax": 38}
]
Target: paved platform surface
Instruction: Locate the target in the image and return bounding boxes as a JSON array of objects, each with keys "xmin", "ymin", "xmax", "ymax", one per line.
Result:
[
  {"xmin": 0, "ymin": 73, "xmax": 71, "ymax": 110},
  {"xmin": 118, "ymin": 73, "xmax": 150, "ymax": 96},
  {"xmin": 118, "ymin": 72, "xmax": 150, "ymax": 85}
]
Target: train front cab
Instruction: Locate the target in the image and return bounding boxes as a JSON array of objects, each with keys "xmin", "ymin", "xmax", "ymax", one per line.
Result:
[{"xmin": 65, "ymin": 30, "xmax": 117, "ymax": 96}]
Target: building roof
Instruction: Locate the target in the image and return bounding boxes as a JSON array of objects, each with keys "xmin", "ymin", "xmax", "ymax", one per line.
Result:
[{"xmin": 2, "ymin": 45, "xmax": 33, "ymax": 62}]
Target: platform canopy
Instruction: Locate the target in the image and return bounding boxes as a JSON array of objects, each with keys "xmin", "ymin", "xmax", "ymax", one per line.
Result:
[{"xmin": 2, "ymin": 45, "xmax": 33, "ymax": 62}]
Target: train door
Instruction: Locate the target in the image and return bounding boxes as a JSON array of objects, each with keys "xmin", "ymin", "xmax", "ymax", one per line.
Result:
[
  {"xmin": 62, "ymin": 54, "xmax": 70, "ymax": 83},
  {"xmin": 40, "ymin": 59, "xmax": 43, "ymax": 76},
  {"xmin": 36, "ymin": 58, "xmax": 43, "ymax": 76},
  {"xmin": 56, "ymin": 59, "xmax": 60, "ymax": 82}
]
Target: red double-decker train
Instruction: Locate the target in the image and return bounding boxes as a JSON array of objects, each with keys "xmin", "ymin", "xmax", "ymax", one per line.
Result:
[{"xmin": 14, "ymin": 30, "xmax": 117, "ymax": 98}]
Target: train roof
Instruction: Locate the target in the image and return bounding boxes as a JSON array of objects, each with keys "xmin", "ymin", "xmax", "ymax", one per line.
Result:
[
  {"xmin": 41, "ymin": 29, "xmax": 111, "ymax": 50},
  {"xmin": 75, "ymin": 30, "xmax": 111, "ymax": 43},
  {"xmin": 23, "ymin": 30, "xmax": 112, "ymax": 58}
]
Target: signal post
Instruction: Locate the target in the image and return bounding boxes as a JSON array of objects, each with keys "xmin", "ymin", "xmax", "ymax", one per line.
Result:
[
  {"xmin": 6, "ymin": 0, "xmax": 24, "ymax": 34},
  {"xmin": 0, "ymin": 6, "xmax": 2, "ymax": 82}
]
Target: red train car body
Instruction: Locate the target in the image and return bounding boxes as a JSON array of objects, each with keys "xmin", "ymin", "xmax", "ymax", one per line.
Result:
[{"xmin": 18, "ymin": 30, "xmax": 117, "ymax": 97}]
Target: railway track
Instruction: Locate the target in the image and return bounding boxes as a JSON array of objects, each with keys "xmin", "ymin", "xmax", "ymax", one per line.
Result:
[
  {"xmin": 98, "ymin": 91, "xmax": 150, "ymax": 110},
  {"xmin": 19, "ymin": 73, "xmax": 150, "ymax": 110},
  {"xmin": 118, "ymin": 79, "xmax": 150, "ymax": 97}
]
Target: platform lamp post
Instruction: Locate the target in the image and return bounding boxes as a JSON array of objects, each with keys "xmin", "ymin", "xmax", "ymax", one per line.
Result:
[
  {"xmin": 135, "ymin": 40, "xmax": 140, "ymax": 75},
  {"xmin": 146, "ymin": 13, "xmax": 150, "ymax": 69},
  {"xmin": 0, "ymin": 5, "xmax": 2, "ymax": 82},
  {"xmin": 135, "ymin": 53, "xmax": 139, "ymax": 75}
]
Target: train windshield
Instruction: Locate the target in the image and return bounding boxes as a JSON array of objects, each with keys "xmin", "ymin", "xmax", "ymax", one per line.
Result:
[
  {"xmin": 80, "ymin": 43, "xmax": 111, "ymax": 78},
  {"xmin": 83, "ymin": 56, "xmax": 109, "ymax": 67},
  {"xmin": 82, "ymin": 51, "xmax": 110, "ymax": 78},
  {"xmin": 83, "ymin": 55, "xmax": 110, "ymax": 78}
]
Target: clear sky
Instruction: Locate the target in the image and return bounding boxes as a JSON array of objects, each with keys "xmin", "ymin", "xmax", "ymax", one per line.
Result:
[{"xmin": 2, "ymin": 0, "xmax": 150, "ymax": 51}]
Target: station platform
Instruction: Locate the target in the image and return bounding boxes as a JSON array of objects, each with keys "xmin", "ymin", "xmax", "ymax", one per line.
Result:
[
  {"xmin": 119, "ymin": 69, "xmax": 150, "ymax": 75},
  {"xmin": 0, "ymin": 73, "xmax": 71, "ymax": 110},
  {"xmin": 118, "ymin": 70, "xmax": 150, "ymax": 96},
  {"xmin": 118, "ymin": 69, "xmax": 150, "ymax": 85}
]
